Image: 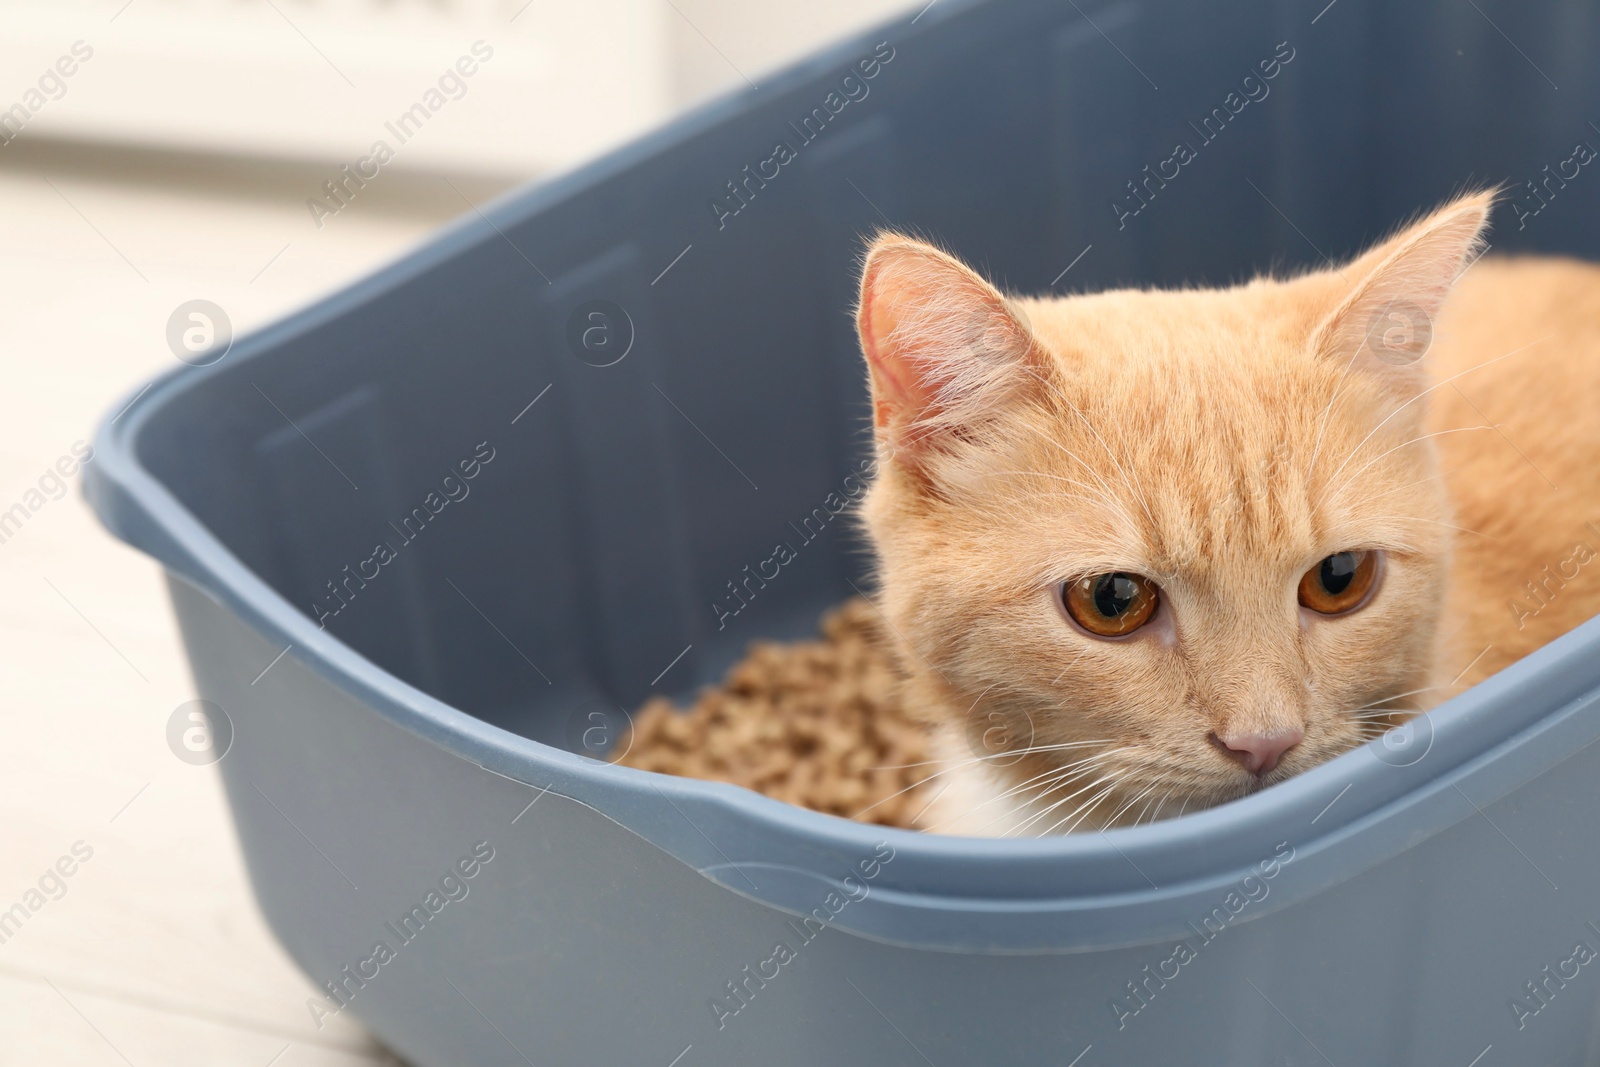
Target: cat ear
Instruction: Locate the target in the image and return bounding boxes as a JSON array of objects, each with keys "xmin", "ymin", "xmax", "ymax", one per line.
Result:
[
  {"xmin": 857, "ymin": 235, "xmax": 1043, "ymax": 463},
  {"xmin": 1309, "ymin": 191, "xmax": 1494, "ymax": 394}
]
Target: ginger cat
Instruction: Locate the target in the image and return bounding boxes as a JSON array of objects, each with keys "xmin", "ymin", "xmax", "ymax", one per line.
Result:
[{"xmin": 854, "ymin": 191, "xmax": 1600, "ymax": 836}]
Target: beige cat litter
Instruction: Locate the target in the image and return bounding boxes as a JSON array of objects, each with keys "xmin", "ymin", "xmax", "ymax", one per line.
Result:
[{"xmin": 615, "ymin": 599, "xmax": 935, "ymax": 829}]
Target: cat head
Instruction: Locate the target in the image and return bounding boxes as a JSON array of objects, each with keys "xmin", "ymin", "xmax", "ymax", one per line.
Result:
[{"xmin": 855, "ymin": 192, "xmax": 1493, "ymax": 834}]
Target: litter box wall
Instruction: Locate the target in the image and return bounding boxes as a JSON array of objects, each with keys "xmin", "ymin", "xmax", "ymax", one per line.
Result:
[
  {"xmin": 172, "ymin": 571, "xmax": 1600, "ymax": 1064},
  {"xmin": 85, "ymin": 0, "xmax": 1600, "ymax": 1062}
]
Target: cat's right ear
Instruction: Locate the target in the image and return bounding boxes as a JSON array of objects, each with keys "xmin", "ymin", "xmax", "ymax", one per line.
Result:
[{"xmin": 857, "ymin": 235, "xmax": 1043, "ymax": 468}]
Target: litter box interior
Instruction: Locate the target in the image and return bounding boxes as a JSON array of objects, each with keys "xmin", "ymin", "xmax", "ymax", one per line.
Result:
[{"xmin": 129, "ymin": 0, "xmax": 1600, "ymax": 760}]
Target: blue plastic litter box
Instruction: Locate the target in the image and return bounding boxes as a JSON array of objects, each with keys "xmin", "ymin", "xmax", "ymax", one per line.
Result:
[{"xmin": 88, "ymin": 0, "xmax": 1600, "ymax": 1062}]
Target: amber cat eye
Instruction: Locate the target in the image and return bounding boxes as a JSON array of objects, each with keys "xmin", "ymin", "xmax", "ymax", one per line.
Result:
[
  {"xmin": 1062, "ymin": 573, "xmax": 1159, "ymax": 637},
  {"xmin": 1298, "ymin": 550, "xmax": 1379, "ymax": 615}
]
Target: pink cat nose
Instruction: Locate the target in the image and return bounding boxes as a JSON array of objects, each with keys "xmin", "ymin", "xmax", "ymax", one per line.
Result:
[{"xmin": 1211, "ymin": 728, "xmax": 1304, "ymax": 776}]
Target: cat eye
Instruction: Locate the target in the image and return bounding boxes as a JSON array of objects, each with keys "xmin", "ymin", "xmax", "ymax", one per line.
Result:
[
  {"xmin": 1298, "ymin": 550, "xmax": 1379, "ymax": 615},
  {"xmin": 1062, "ymin": 573, "xmax": 1159, "ymax": 637}
]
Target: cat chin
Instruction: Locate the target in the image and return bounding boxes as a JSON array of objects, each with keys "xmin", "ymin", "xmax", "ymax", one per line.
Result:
[{"xmin": 917, "ymin": 724, "xmax": 1256, "ymax": 836}]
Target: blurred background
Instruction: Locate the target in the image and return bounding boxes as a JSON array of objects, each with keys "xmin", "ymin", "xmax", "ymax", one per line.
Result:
[{"xmin": 0, "ymin": 1, "xmax": 911, "ymax": 1062}]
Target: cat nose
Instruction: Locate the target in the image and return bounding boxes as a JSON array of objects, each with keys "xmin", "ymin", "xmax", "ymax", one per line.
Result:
[{"xmin": 1211, "ymin": 728, "xmax": 1304, "ymax": 775}]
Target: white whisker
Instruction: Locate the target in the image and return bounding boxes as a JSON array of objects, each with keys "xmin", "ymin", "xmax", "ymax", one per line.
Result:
[
  {"xmin": 1007, "ymin": 767, "xmax": 1130, "ymax": 836},
  {"xmin": 976, "ymin": 748, "xmax": 1131, "ymax": 811},
  {"xmin": 1052, "ymin": 779, "xmax": 1129, "ymax": 835},
  {"xmin": 1326, "ymin": 425, "xmax": 1496, "ymax": 506},
  {"xmin": 909, "ymin": 780, "xmax": 951, "ymax": 826},
  {"xmin": 1320, "ymin": 336, "xmax": 1550, "ymax": 495},
  {"xmin": 869, "ymin": 738, "xmax": 1115, "ymax": 772}
]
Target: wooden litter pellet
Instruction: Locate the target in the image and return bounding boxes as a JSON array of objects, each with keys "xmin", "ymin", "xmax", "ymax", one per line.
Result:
[{"xmin": 614, "ymin": 599, "xmax": 935, "ymax": 829}]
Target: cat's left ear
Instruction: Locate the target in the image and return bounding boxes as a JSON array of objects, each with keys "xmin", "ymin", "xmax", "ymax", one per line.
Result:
[
  {"xmin": 1308, "ymin": 190, "xmax": 1494, "ymax": 393},
  {"xmin": 857, "ymin": 235, "xmax": 1047, "ymax": 466}
]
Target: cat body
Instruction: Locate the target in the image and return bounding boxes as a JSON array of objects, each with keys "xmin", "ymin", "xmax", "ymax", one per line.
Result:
[
  {"xmin": 853, "ymin": 194, "xmax": 1600, "ymax": 835},
  {"xmin": 1430, "ymin": 257, "xmax": 1600, "ymax": 683}
]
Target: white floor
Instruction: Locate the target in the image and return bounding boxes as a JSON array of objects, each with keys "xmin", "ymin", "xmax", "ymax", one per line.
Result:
[{"xmin": 0, "ymin": 150, "xmax": 475, "ymax": 1065}]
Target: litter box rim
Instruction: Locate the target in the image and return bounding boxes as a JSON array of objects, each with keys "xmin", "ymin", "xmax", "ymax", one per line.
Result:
[
  {"xmin": 87, "ymin": 244, "xmax": 1600, "ymax": 953},
  {"xmin": 80, "ymin": 2, "xmax": 1600, "ymax": 950}
]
